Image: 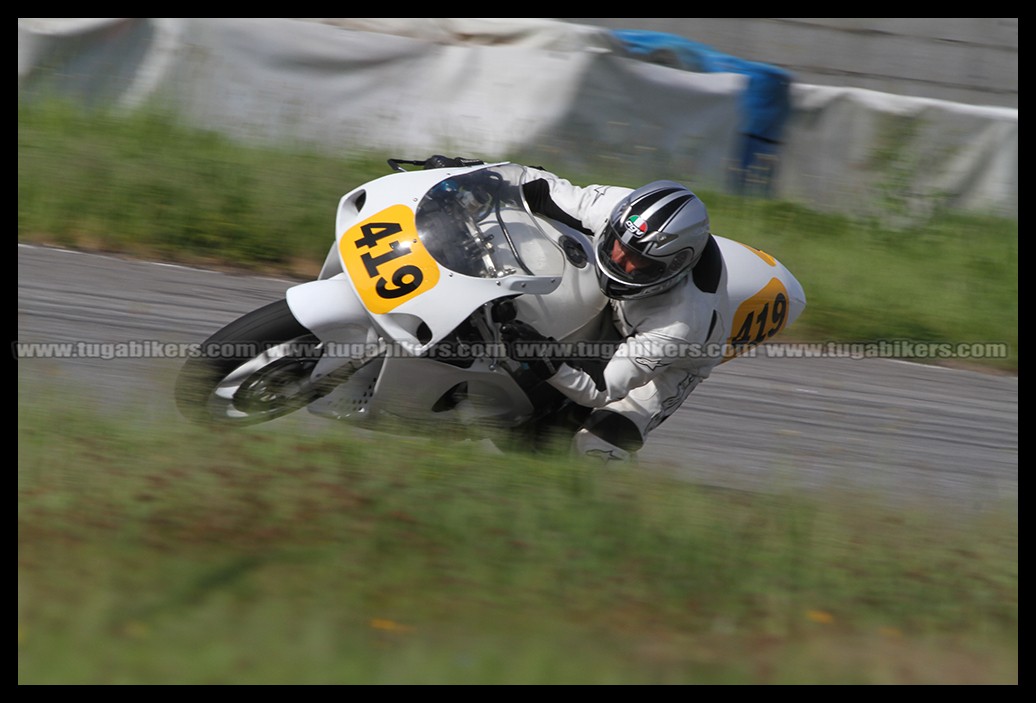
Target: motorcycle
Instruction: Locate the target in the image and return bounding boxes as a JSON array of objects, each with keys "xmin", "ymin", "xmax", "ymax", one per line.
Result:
[{"xmin": 174, "ymin": 158, "xmax": 806, "ymax": 448}]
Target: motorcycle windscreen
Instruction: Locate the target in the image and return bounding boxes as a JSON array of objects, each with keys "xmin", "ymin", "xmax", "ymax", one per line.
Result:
[{"xmin": 415, "ymin": 165, "xmax": 565, "ymax": 281}]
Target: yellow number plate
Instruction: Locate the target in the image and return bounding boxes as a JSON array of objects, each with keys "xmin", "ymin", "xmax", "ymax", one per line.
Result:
[
  {"xmin": 339, "ymin": 205, "xmax": 440, "ymax": 314},
  {"xmin": 725, "ymin": 277, "xmax": 790, "ymax": 361}
]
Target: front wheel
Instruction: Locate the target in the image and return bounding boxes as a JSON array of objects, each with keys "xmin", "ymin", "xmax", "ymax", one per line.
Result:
[{"xmin": 175, "ymin": 299, "xmax": 331, "ymax": 426}]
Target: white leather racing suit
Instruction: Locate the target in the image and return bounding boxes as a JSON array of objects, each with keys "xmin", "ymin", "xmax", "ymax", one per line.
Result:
[{"xmin": 519, "ymin": 166, "xmax": 725, "ymax": 460}]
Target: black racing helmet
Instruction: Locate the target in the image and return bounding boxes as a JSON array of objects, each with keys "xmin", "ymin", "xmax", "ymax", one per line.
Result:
[{"xmin": 596, "ymin": 181, "xmax": 710, "ymax": 300}]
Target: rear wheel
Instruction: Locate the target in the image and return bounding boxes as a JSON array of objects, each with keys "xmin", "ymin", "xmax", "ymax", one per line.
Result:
[{"xmin": 175, "ymin": 299, "xmax": 331, "ymax": 426}]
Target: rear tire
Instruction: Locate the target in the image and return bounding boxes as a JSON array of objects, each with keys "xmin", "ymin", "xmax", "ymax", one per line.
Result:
[{"xmin": 175, "ymin": 299, "xmax": 330, "ymax": 426}]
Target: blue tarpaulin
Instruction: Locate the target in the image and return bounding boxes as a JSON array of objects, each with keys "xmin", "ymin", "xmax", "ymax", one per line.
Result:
[{"xmin": 613, "ymin": 29, "xmax": 793, "ymax": 194}]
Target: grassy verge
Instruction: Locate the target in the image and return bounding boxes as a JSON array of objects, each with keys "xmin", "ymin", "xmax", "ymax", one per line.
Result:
[
  {"xmin": 17, "ymin": 387, "xmax": 1018, "ymax": 684},
  {"xmin": 18, "ymin": 100, "xmax": 1017, "ymax": 371}
]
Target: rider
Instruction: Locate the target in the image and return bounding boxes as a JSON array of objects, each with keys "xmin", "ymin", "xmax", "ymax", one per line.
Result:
[{"xmin": 426, "ymin": 156, "xmax": 726, "ymax": 462}]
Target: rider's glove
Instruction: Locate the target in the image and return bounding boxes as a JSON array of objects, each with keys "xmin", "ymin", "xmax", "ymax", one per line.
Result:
[
  {"xmin": 423, "ymin": 154, "xmax": 465, "ymax": 170},
  {"xmin": 500, "ymin": 321, "xmax": 561, "ymax": 381}
]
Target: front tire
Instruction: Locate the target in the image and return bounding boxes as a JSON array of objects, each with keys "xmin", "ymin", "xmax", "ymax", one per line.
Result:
[{"xmin": 175, "ymin": 299, "xmax": 330, "ymax": 426}]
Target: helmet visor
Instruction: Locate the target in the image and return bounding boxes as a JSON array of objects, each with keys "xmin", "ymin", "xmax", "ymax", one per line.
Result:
[{"xmin": 599, "ymin": 229, "xmax": 666, "ymax": 284}]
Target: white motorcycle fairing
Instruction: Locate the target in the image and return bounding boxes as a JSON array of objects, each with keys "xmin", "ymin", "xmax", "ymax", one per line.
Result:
[{"xmin": 287, "ymin": 162, "xmax": 609, "ymax": 428}]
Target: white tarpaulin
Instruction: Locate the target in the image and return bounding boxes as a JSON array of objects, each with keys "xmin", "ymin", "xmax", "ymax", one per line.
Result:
[
  {"xmin": 781, "ymin": 83, "xmax": 1018, "ymax": 219},
  {"xmin": 17, "ymin": 18, "xmax": 745, "ymax": 192},
  {"xmin": 18, "ymin": 17, "xmax": 1017, "ymax": 219}
]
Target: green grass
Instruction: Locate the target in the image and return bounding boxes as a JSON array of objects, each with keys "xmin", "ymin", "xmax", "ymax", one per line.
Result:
[
  {"xmin": 18, "ymin": 100, "xmax": 388, "ymax": 272},
  {"xmin": 18, "ymin": 99, "xmax": 1018, "ymax": 370},
  {"xmin": 17, "ymin": 388, "xmax": 1018, "ymax": 684},
  {"xmin": 714, "ymin": 196, "xmax": 1018, "ymax": 351}
]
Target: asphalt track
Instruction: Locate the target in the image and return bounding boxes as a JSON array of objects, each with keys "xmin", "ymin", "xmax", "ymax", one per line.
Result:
[{"xmin": 17, "ymin": 244, "xmax": 1017, "ymax": 513}]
